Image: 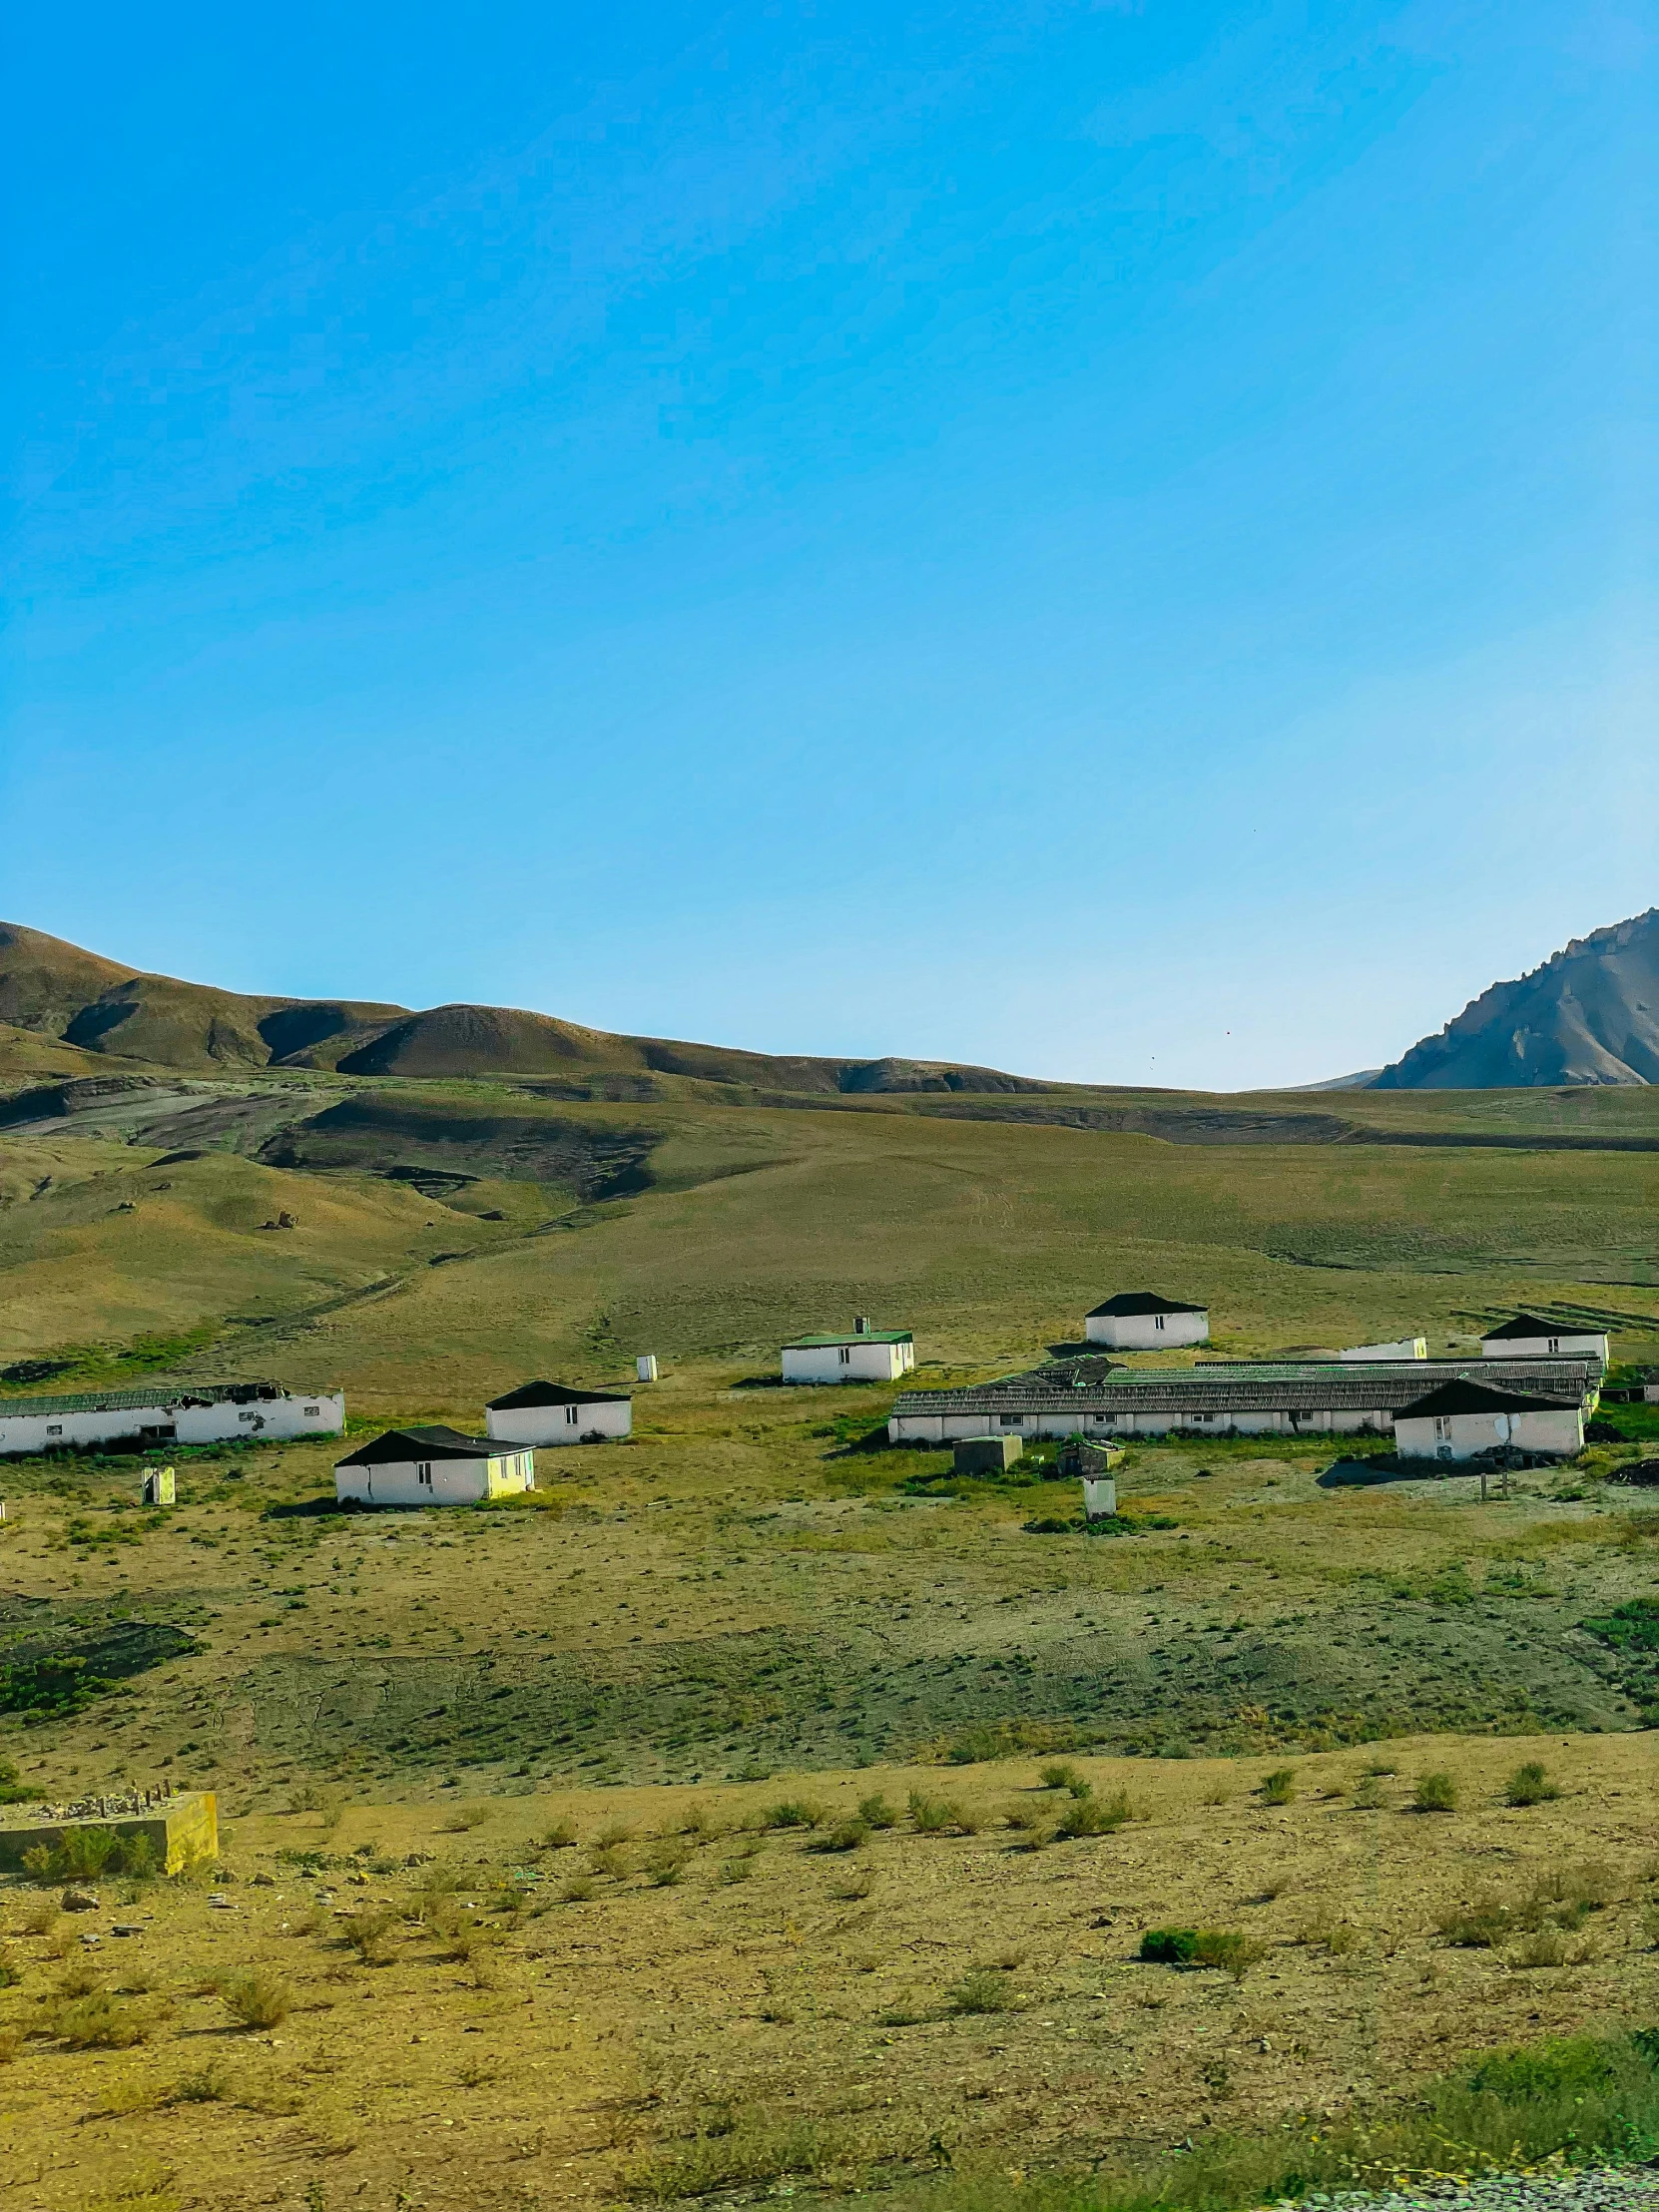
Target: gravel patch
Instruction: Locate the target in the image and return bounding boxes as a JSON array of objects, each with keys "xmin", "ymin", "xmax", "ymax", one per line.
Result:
[{"xmin": 1296, "ymin": 2170, "xmax": 1659, "ymax": 2212}]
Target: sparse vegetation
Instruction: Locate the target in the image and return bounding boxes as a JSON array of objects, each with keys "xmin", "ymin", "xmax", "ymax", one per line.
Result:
[
  {"xmin": 1505, "ymin": 1761, "xmax": 1563, "ymax": 1807},
  {"xmin": 1259, "ymin": 1767, "xmax": 1297, "ymax": 1805},
  {"xmin": 1413, "ymin": 1770, "xmax": 1461, "ymax": 1813},
  {"xmin": 220, "ymin": 1970, "xmax": 292, "ymax": 2029}
]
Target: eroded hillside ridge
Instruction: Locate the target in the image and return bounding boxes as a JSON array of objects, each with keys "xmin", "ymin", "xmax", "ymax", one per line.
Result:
[
  {"xmin": 0, "ymin": 922, "xmax": 1059, "ymax": 1093},
  {"xmin": 1377, "ymin": 908, "xmax": 1659, "ymax": 1089}
]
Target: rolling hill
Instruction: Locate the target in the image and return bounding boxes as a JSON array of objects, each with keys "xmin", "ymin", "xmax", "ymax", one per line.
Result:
[
  {"xmin": 0, "ymin": 921, "xmax": 1050, "ymax": 1093},
  {"xmin": 1377, "ymin": 907, "xmax": 1659, "ymax": 1088}
]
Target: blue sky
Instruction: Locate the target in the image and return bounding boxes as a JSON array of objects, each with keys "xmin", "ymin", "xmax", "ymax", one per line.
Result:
[{"xmin": 5, "ymin": 0, "xmax": 1656, "ymax": 1087}]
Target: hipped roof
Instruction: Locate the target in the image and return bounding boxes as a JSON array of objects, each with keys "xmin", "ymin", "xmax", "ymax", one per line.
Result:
[
  {"xmin": 486, "ymin": 1380, "xmax": 631, "ymax": 1409},
  {"xmin": 1481, "ymin": 1314, "xmax": 1606, "ymax": 1342},
  {"xmin": 335, "ymin": 1424, "xmax": 519, "ymax": 1467},
  {"xmin": 1086, "ymin": 1293, "xmax": 1207, "ymax": 1319},
  {"xmin": 1395, "ymin": 1380, "xmax": 1575, "ymax": 1419}
]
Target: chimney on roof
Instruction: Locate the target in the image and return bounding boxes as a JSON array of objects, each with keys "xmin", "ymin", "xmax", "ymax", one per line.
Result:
[{"xmin": 853, "ymin": 1316, "xmax": 870, "ymax": 1336}]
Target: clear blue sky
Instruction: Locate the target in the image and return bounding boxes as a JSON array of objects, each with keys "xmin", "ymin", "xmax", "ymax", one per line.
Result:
[{"xmin": 5, "ymin": 1, "xmax": 1655, "ymax": 1087}]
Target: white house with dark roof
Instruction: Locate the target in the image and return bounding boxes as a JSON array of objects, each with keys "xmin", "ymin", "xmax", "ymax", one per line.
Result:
[
  {"xmin": 1480, "ymin": 1315, "xmax": 1611, "ymax": 1364},
  {"xmin": 334, "ymin": 1426, "xmax": 534, "ymax": 1507},
  {"xmin": 1393, "ymin": 1379, "xmax": 1584, "ymax": 1462},
  {"xmin": 0, "ymin": 1382, "xmax": 343, "ymax": 1458},
  {"xmin": 485, "ymin": 1381, "xmax": 632, "ymax": 1446},
  {"xmin": 1084, "ymin": 1293, "xmax": 1209, "ymax": 1351},
  {"xmin": 782, "ymin": 1321, "xmax": 915, "ymax": 1383}
]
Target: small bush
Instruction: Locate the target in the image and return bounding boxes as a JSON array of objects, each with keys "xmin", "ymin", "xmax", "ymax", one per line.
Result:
[
  {"xmin": 341, "ymin": 1909, "xmax": 397, "ymax": 1964},
  {"xmin": 761, "ymin": 1801, "xmax": 823, "ymax": 1831},
  {"xmin": 1438, "ymin": 1897, "xmax": 1515, "ymax": 1948},
  {"xmin": 1353, "ymin": 1774, "xmax": 1387, "ymax": 1810},
  {"xmin": 221, "ymin": 1970, "xmax": 292, "ymax": 2029},
  {"xmin": 441, "ymin": 1804, "xmax": 490, "ymax": 1834},
  {"xmin": 1056, "ymin": 1789, "xmax": 1132, "ymax": 1840},
  {"xmin": 595, "ymin": 1822, "xmax": 635, "ymax": 1848},
  {"xmin": 948, "ymin": 1969, "xmax": 1014, "ymax": 2015},
  {"xmin": 1413, "ymin": 1771, "xmax": 1460, "ymax": 1813},
  {"xmin": 0, "ymin": 2026, "xmax": 22, "ymax": 2064},
  {"xmin": 856, "ymin": 1794, "xmax": 896, "ymax": 1830},
  {"xmin": 1505, "ymin": 1762, "xmax": 1562, "ymax": 1808},
  {"xmin": 0, "ymin": 1945, "xmax": 21, "ymax": 1989},
  {"xmin": 559, "ymin": 1877, "xmax": 595, "ymax": 1904},
  {"xmin": 53, "ymin": 1992, "xmax": 155, "ymax": 2048},
  {"xmin": 646, "ymin": 1845, "xmax": 690, "ymax": 1888},
  {"xmin": 908, "ymin": 1792, "xmax": 975, "ymax": 1835},
  {"xmin": 538, "ymin": 1820, "xmax": 578, "ymax": 1852},
  {"xmin": 1259, "ymin": 1768, "xmax": 1297, "ymax": 1806},
  {"xmin": 1139, "ymin": 1928, "xmax": 1262, "ymax": 1979},
  {"xmin": 1038, "ymin": 1763, "xmax": 1083, "ymax": 1792},
  {"xmin": 717, "ymin": 1859, "xmax": 753, "ymax": 1886},
  {"xmin": 589, "ymin": 1845, "xmax": 630, "ymax": 1881},
  {"xmin": 810, "ymin": 1820, "xmax": 868, "ymax": 1855}
]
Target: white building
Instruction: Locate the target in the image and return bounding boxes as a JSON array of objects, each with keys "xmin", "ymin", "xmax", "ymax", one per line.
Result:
[
  {"xmin": 888, "ymin": 1354, "xmax": 1599, "ymax": 1445},
  {"xmin": 782, "ymin": 1322, "xmax": 915, "ymax": 1383},
  {"xmin": 1480, "ymin": 1315, "xmax": 1611, "ymax": 1364},
  {"xmin": 333, "ymin": 1425, "xmax": 535, "ymax": 1507},
  {"xmin": 1084, "ymin": 1294, "xmax": 1209, "ymax": 1350},
  {"xmin": 0, "ymin": 1382, "xmax": 344, "ymax": 1459},
  {"xmin": 1341, "ymin": 1338, "xmax": 1426, "ymax": 1362},
  {"xmin": 1393, "ymin": 1380, "xmax": 1584, "ymax": 1462},
  {"xmin": 485, "ymin": 1381, "xmax": 633, "ymax": 1446}
]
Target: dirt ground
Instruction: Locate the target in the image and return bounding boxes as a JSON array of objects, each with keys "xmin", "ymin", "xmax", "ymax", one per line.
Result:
[{"xmin": 2, "ymin": 1734, "xmax": 1658, "ymax": 2212}]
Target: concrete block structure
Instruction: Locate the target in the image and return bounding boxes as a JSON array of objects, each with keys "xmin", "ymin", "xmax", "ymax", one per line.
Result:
[
  {"xmin": 486, "ymin": 1381, "xmax": 632, "ymax": 1446},
  {"xmin": 0, "ymin": 1787, "xmax": 217, "ymax": 1876},
  {"xmin": 952, "ymin": 1435, "xmax": 1023, "ymax": 1476},
  {"xmin": 1084, "ymin": 1294, "xmax": 1209, "ymax": 1350}
]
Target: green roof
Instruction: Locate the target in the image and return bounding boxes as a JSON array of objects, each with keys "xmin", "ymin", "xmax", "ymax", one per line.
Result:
[{"xmin": 784, "ymin": 1332, "xmax": 912, "ymax": 1349}]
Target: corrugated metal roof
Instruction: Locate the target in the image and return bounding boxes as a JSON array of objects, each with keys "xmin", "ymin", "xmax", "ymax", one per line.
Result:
[
  {"xmin": 0, "ymin": 1382, "xmax": 313, "ymax": 1418},
  {"xmin": 785, "ymin": 1333, "xmax": 912, "ymax": 1348},
  {"xmin": 890, "ymin": 1355, "xmax": 1597, "ymax": 1420}
]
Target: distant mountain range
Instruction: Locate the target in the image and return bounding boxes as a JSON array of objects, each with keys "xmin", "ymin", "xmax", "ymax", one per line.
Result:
[
  {"xmin": 4, "ymin": 910, "xmax": 1656, "ymax": 1094},
  {"xmin": 1371, "ymin": 908, "xmax": 1659, "ymax": 1088}
]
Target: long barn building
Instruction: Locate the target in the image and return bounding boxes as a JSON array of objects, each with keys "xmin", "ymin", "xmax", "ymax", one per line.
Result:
[{"xmin": 886, "ymin": 1354, "xmax": 1600, "ymax": 1445}]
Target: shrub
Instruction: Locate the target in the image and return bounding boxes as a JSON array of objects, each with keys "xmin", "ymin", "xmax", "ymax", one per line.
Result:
[
  {"xmin": 948, "ymin": 1969, "xmax": 1014, "ymax": 2015},
  {"xmin": 539, "ymin": 1819, "xmax": 578, "ymax": 1851},
  {"xmin": 1139, "ymin": 1928, "xmax": 1262, "ymax": 1979},
  {"xmin": 1438, "ymin": 1897, "xmax": 1517, "ymax": 1948},
  {"xmin": 53, "ymin": 1992, "xmax": 155, "ymax": 2048},
  {"xmin": 1505, "ymin": 1762, "xmax": 1562, "ymax": 1808},
  {"xmin": 595, "ymin": 1822, "xmax": 635, "ymax": 1848},
  {"xmin": 559, "ymin": 1877, "xmax": 595, "ymax": 1904},
  {"xmin": 717, "ymin": 1859, "xmax": 753, "ymax": 1886},
  {"xmin": 0, "ymin": 2026, "xmax": 21, "ymax": 2064},
  {"xmin": 341, "ymin": 1909, "xmax": 397, "ymax": 1964},
  {"xmin": 1056, "ymin": 1789, "xmax": 1132, "ymax": 1840},
  {"xmin": 856, "ymin": 1794, "xmax": 896, "ymax": 1830},
  {"xmin": 1259, "ymin": 1768, "xmax": 1297, "ymax": 1806},
  {"xmin": 1038, "ymin": 1763, "xmax": 1083, "ymax": 1792},
  {"xmin": 441, "ymin": 1804, "xmax": 490, "ymax": 1833},
  {"xmin": 0, "ymin": 1755, "xmax": 35, "ymax": 1806},
  {"xmin": 589, "ymin": 1846, "xmax": 630, "ymax": 1881},
  {"xmin": 0, "ymin": 1945, "xmax": 20, "ymax": 1989},
  {"xmin": 761, "ymin": 1801, "xmax": 823, "ymax": 1831},
  {"xmin": 646, "ymin": 1845, "xmax": 690, "ymax": 1888},
  {"xmin": 221, "ymin": 1970, "xmax": 292, "ymax": 2029},
  {"xmin": 810, "ymin": 1821, "xmax": 868, "ymax": 1855},
  {"xmin": 1414, "ymin": 1771, "xmax": 1460, "ymax": 1813},
  {"xmin": 908, "ymin": 1793, "xmax": 976, "ymax": 1835}
]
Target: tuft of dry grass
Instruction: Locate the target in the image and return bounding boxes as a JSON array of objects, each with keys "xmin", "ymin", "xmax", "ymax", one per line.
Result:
[{"xmin": 220, "ymin": 1970, "xmax": 292, "ymax": 2029}]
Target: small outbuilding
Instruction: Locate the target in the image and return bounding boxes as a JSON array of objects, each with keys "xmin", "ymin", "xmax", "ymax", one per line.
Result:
[
  {"xmin": 953, "ymin": 1434, "xmax": 1023, "ymax": 1476},
  {"xmin": 1341, "ymin": 1337, "xmax": 1426, "ymax": 1363},
  {"xmin": 1480, "ymin": 1315, "xmax": 1611, "ymax": 1364},
  {"xmin": 1392, "ymin": 1380, "xmax": 1584, "ymax": 1463},
  {"xmin": 486, "ymin": 1381, "xmax": 632, "ymax": 1446},
  {"xmin": 334, "ymin": 1426, "xmax": 535, "ymax": 1507},
  {"xmin": 1084, "ymin": 1294, "xmax": 1209, "ymax": 1351},
  {"xmin": 782, "ymin": 1321, "xmax": 915, "ymax": 1384}
]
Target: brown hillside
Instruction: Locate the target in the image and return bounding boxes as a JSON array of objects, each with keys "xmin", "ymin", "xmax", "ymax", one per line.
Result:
[{"xmin": 0, "ymin": 919, "xmax": 1053, "ymax": 1091}]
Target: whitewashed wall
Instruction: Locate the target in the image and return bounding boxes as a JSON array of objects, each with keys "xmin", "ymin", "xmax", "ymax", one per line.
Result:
[
  {"xmin": 783, "ymin": 1341, "xmax": 913, "ymax": 1383},
  {"xmin": 487, "ymin": 1400, "xmax": 632, "ymax": 1445},
  {"xmin": 334, "ymin": 1448, "xmax": 534, "ymax": 1507},
  {"xmin": 1084, "ymin": 1312, "xmax": 1209, "ymax": 1350},
  {"xmin": 0, "ymin": 1390, "xmax": 345, "ymax": 1458},
  {"xmin": 1393, "ymin": 1405, "xmax": 1583, "ymax": 1460},
  {"xmin": 1480, "ymin": 1332, "xmax": 1607, "ymax": 1362}
]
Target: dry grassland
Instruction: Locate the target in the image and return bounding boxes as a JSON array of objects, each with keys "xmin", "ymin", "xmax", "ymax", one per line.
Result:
[{"xmin": 3, "ymin": 1739, "xmax": 1659, "ymax": 2212}]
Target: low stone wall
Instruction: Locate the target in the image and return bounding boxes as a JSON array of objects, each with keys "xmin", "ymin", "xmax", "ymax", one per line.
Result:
[{"xmin": 0, "ymin": 1789, "xmax": 217, "ymax": 1876}]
